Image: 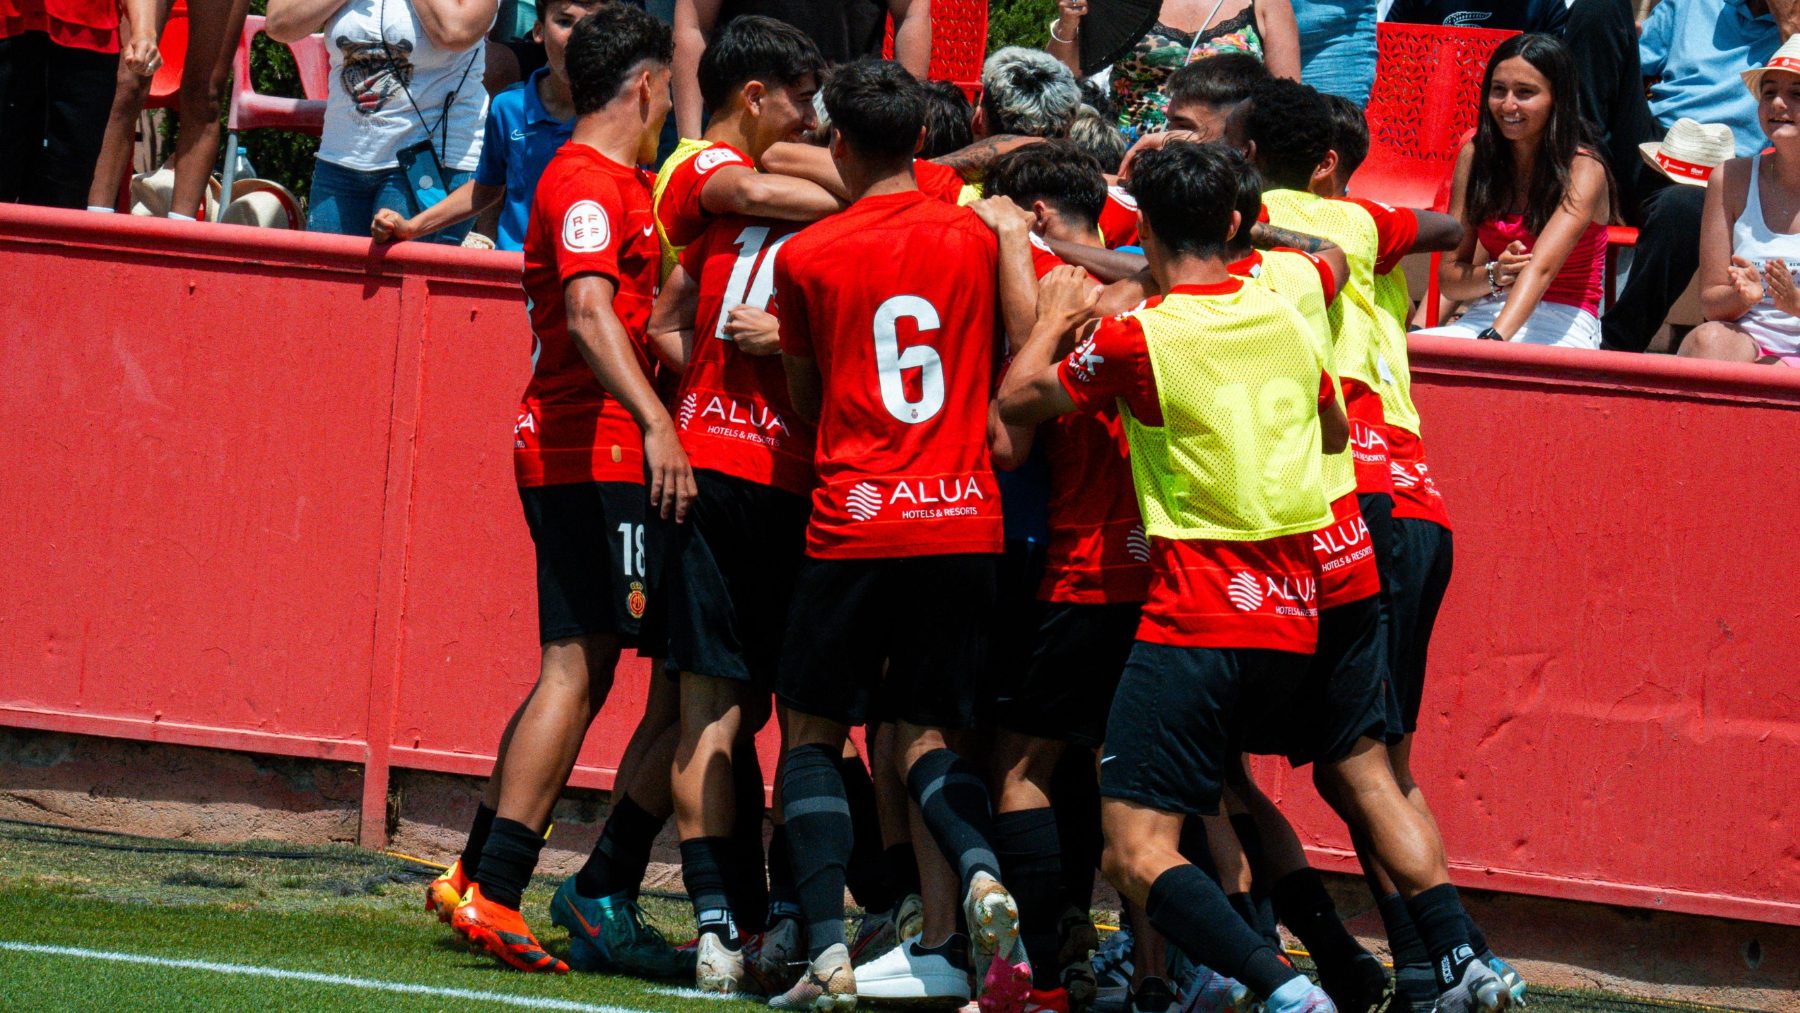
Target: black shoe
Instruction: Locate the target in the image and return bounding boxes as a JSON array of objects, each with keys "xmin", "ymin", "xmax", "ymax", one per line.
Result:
[{"xmin": 1317, "ymin": 951, "xmax": 1389, "ymax": 1013}]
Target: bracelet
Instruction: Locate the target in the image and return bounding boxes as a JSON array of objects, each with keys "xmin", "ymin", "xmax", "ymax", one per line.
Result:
[
  {"xmin": 1485, "ymin": 260, "xmax": 1501, "ymax": 296},
  {"xmin": 1476, "ymin": 326, "xmax": 1504, "ymax": 341},
  {"xmin": 1049, "ymin": 17, "xmax": 1076, "ymax": 43}
]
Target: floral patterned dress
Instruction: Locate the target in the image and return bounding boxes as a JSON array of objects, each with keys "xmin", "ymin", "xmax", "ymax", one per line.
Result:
[{"xmin": 1111, "ymin": 3, "xmax": 1263, "ymax": 138}]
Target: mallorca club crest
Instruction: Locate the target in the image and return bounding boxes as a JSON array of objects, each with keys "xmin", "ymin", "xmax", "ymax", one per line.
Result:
[{"xmin": 626, "ymin": 581, "xmax": 647, "ymax": 619}]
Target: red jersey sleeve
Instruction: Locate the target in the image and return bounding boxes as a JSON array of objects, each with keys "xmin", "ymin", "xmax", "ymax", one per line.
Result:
[
  {"xmin": 773, "ymin": 253, "xmax": 813, "ymax": 358},
  {"xmin": 657, "ymin": 142, "xmax": 752, "ymax": 249},
  {"xmin": 1319, "ymin": 369, "xmax": 1336, "ymax": 406},
  {"xmin": 1277, "ymin": 246, "xmax": 1338, "ymax": 304},
  {"xmin": 1346, "ymin": 196, "xmax": 1419, "ymax": 274},
  {"xmin": 1057, "ymin": 314, "xmax": 1159, "ymax": 423},
  {"xmin": 549, "ymin": 172, "xmax": 627, "ymax": 286},
  {"xmin": 914, "ymin": 160, "xmax": 967, "ymax": 204},
  {"xmin": 1028, "ymin": 233, "xmax": 1065, "ymax": 279}
]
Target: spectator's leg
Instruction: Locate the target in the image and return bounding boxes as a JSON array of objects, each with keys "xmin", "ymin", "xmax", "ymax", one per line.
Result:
[
  {"xmin": 26, "ymin": 39, "xmax": 117, "ymax": 209},
  {"xmin": 0, "ymin": 32, "xmax": 51, "ymax": 204},
  {"xmin": 1676, "ymin": 321, "xmax": 1761, "ymax": 361},
  {"xmin": 168, "ymin": 0, "xmax": 250, "ymax": 218},
  {"xmin": 1600, "ymin": 183, "xmax": 1704, "ymax": 351},
  {"xmin": 306, "ymin": 157, "xmax": 381, "ymax": 235},
  {"xmin": 86, "ymin": 0, "xmax": 170, "ymax": 211},
  {"xmin": 1295, "ymin": 0, "xmax": 1378, "ymax": 106}
]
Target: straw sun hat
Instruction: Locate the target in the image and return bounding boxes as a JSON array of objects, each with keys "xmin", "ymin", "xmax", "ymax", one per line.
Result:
[
  {"xmin": 1742, "ymin": 35, "xmax": 1800, "ymax": 96},
  {"xmin": 1637, "ymin": 118, "xmax": 1736, "ymax": 187}
]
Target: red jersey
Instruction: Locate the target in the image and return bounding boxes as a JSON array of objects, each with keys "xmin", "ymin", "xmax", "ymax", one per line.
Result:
[
  {"xmin": 1056, "ymin": 287, "xmax": 1331, "ymax": 654},
  {"xmin": 516, "ymin": 143, "xmax": 660, "ymax": 488},
  {"xmin": 2, "ymin": 0, "xmax": 119, "ymax": 52},
  {"xmin": 914, "ymin": 160, "xmax": 968, "ymax": 205},
  {"xmin": 654, "ymin": 140, "xmax": 751, "ymax": 251},
  {"xmin": 774, "ymin": 190, "xmax": 1004, "ymax": 559},
  {"xmin": 1098, "ymin": 185, "xmax": 1141, "ymax": 249},
  {"xmin": 1312, "ymin": 493, "xmax": 1381, "ymax": 608},
  {"xmin": 1386, "ymin": 426, "xmax": 1452, "ymax": 529},
  {"xmin": 673, "ymin": 216, "xmax": 816, "ymax": 494},
  {"xmin": 1028, "ymin": 239, "xmax": 1150, "ymax": 604},
  {"xmin": 1339, "ymin": 197, "xmax": 1420, "ymax": 275}
]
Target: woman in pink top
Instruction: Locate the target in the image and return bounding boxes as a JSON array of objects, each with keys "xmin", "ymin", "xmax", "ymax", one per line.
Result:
[{"xmin": 1422, "ymin": 33, "xmax": 1612, "ymax": 349}]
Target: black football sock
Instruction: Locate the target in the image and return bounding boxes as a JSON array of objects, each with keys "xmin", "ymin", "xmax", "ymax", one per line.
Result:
[
  {"xmin": 1052, "ymin": 750, "xmax": 1101, "ymax": 912},
  {"xmin": 1227, "ymin": 893, "xmax": 1282, "ymax": 955},
  {"xmin": 1405, "ymin": 883, "xmax": 1476, "ymax": 990},
  {"xmin": 1377, "ymin": 891, "xmax": 1436, "ymax": 1005},
  {"xmin": 906, "ymin": 748, "xmax": 1000, "ymax": 890},
  {"xmin": 768, "ymin": 823, "xmax": 803, "ymax": 923},
  {"xmin": 1145, "ymin": 864, "xmax": 1300, "ymax": 1000},
  {"xmin": 458, "ymin": 803, "xmax": 497, "ymax": 879},
  {"xmin": 1271, "ymin": 868, "xmax": 1367, "ymax": 969},
  {"xmin": 782, "ymin": 743, "xmax": 854, "ymax": 957},
  {"xmin": 474, "ymin": 817, "xmax": 544, "ymax": 911},
  {"xmin": 841, "ymin": 752, "xmax": 896, "ymax": 915},
  {"xmin": 1228, "ymin": 813, "xmax": 1284, "ymax": 953},
  {"xmin": 1465, "ymin": 914, "xmax": 1493, "ymax": 960},
  {"xmin": 574, "ymin": 793, "xmax": 664, "ymax": 899},
  {"xmin": 681, "ymin": 836, "xmax": 740, "ymax": 947},
  {"xmin": 994, "ymin": 807, "xmax": 1065, "ymax": 989},
  {"xmin": 883, "ymin": 842, "xmax": 921, "ymax": 901},
  {"xmin": 728, "ymin": 742, "xmax": 770, "ymax": 933}
]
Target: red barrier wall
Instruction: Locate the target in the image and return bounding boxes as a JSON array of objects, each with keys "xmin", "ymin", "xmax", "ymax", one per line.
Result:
[{"xmin": 2, "ymin": 207, "xmax": 1796, "ymax": 928}]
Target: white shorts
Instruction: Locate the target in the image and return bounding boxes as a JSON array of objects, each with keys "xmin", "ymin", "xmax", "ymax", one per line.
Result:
[
  {"xmin": 1736, "ymin": 302, "xmax": 1800, "ymax": 358},
  {"xmin": 1416, "ymin": 295, "xmax": 1602, "ymax": 349}
]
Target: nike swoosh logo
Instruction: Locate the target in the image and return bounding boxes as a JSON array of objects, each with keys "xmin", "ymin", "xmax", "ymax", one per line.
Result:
[
  {"xmin": 560, "ymin": 895, "xmax": 603, "ymax": 938},
  {"xmin": 641, "ymin": 223, "xmax": 656, "ymax": 238},
  {"xmin": 509, "ymin": 129, "xmax": 527, "ymax": 141}
]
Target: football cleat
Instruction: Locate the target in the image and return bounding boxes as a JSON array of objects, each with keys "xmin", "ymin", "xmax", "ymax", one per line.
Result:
[
  {"xmin": 1058, "ymin": 908, "xmax": 1099, "ymax": 1013},
  {"xmin": 964, "ymin": 873, "xmax": 1031, "ymax": 1013},
  {"xmin": 850, "ymin": 909, "xmax": 898, "ymax": 967},
  {"xmin": 696, "ymin": 932, "xmax": 747, "ymax": 994},
  {"xmin": 1264, "ymin": 982, "xmax": 1337, "ymax": 1013},
  {"xmin": 1433, "ymin": 959, "xmax": 1511, "ymax": 1013},
  {"xmin": 451, "ymin": 884, "xmax": 569, "ymax": 974},
  {"xmin": 426, "ymin": 860, "xmax": 472, "ymax": 924},
  {"xmin": 1316, "ymin": 951, "xmax": 1388, "ymax": 1013},
  {"xmin": 1486, "ymin": 955, "xmax": 1528, "ymax": 1007},
  {"xmin": 548, "ymin": 876, "xmax": 690, "ymax": 978},
  {"xmin": 896, "ymin": 892, "xmax": 927, "ymax": 943},
  {"xmin": 1090, "ymin": 926, "xmax": 1134, "ymax": 1013},
  {"xmin": 751, "ymin": 917, "xmax": 806, "ymax": 996},
  {"xmin": 769, "ymin": 942, "xmax": 858, "ymax": 1011},
  {"xmin": 855, "ymin": 934, "xmax": 974, "ymax": 1002},
  {"xmin": 1176, "ymin": 966, "xmax": 1256, "ymax": 1013}
]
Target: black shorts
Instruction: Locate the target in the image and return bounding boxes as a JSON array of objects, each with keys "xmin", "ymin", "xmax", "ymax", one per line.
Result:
[
  {"xmin": 1386, "ymin": 518, "xmax": 1454, "ymax": 734},
  {"xmin": 1098, "ymin": 641, "xmax": 1310, "ymax": 816},
  {"xmin": 777, "ymin": 554, "xmax": 997, "ymax": 730},
  {"xmin": 979, "ymin": 539, "xmax": 1048, "ymax": 721},
  {"xmin": 658, "ymin": 470, "xmax": 809, "ymax": 688},
  {"xmin": 996, "ymin": 601, "xmax": 1142, "ymax": 748},
  {"xmin": 519, "ymin": 481, "xmax": 649, "ymax": 646},
  {"xmin": 1240, "ymin": 596, "xmax": 1390, "ymax": 767}
]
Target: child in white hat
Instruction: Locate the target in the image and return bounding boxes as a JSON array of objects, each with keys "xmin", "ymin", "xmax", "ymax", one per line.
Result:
[{"xmin": 1682, "ymin": 36, "xmax": 1800, "ymax": 365}]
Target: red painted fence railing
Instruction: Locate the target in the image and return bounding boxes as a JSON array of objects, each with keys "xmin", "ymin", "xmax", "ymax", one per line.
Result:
[{"xmin": 2, "ymin": 207, "xmax": 1796, "ymax": 927}]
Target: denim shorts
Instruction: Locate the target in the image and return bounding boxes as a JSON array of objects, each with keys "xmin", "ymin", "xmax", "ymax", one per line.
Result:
[
  {"xmin": 306, "ymin": 157, "xmax": 474, "ymax": 244},
  {"xmin": 1295, "ymin": 0, "xmax": 1378, "ymax": 106}
]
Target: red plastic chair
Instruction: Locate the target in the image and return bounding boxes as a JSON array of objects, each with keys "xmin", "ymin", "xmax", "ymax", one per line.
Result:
[
  {"xmin": 1350, "ymin": 23, "xmax": 1518, "ymax": 211},
  {"xmin": 221, "ymin": 13, "xmax": 329, "ymax": 195},
  {"xmin": 884, "ymin": 0, "xmax": 988, "ymax": 104},
  {"xmin": 146, "ymin": 1, "xmax": 190, "ymax": 112}
]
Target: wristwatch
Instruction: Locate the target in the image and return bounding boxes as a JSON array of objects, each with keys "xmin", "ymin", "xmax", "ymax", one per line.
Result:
[{"xmin": 1476, "ymin": 326, "xmax": 1504, "ymax": 341}]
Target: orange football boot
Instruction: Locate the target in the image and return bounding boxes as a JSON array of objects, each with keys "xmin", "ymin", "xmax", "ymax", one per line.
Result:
[
  {"xmin": 452, "ymin": 883, "xmax": 570, "ymax": 974},
  {"xmin": 425, "ymin": 860, "xmax": 472, "ymax": 924}
]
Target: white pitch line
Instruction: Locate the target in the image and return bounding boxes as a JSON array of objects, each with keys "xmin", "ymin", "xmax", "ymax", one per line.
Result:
[{"xmin": 0, "ymin": 940, "xmax": 662, "ymax": 1013}]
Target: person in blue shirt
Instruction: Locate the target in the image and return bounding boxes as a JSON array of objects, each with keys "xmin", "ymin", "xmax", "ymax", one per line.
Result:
[{"xmin": 371, "ymin": 0, "xmax": 594, "ymax": 249}]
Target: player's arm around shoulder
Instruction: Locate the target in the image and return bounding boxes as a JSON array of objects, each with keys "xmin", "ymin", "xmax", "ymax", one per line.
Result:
[{"xmin": 699, "ymin": 153, "xmax": 845, "ymax": 222}]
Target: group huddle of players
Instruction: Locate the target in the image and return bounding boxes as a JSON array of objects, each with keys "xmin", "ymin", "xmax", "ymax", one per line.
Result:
[{"xmin": 415, "ymin": 6, "xmax": 1518, "ymax": 1013}]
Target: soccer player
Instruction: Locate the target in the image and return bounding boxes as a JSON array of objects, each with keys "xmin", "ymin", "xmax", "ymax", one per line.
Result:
[
  {"xmin": 1229, "ymin": 82, "xmax": 1516, "ymax": 1013},
  {"xmin": 975, "ymin": 142, "xmax": 1152, "ymax": 1013},
  {"xmin": 767, "ymin": 58, "xmax": 1027, "ymax": 1012},
  {"xmin": 446, "ymin": 4, "xmax": 695, "ymax": 977},
  {"xmin": 1000, "ymin": 140, "xmax": 1512, "ymax": 1013},
  {"xmin": 641, "ymin": 13, "xmax": 834, "ymax": 995},
  {"xmin": 1320, "ymin": 91, "xmax": 1522, "ymax": 1012}
]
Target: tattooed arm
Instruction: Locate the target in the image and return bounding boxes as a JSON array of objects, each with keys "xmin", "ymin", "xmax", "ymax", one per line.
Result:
[
  {"xmin": 929, "ymin": 134, "xmax": 1043, "ymax": 183},
  {"xmin": 1248, "ymin": 220, "xmax": 1339, "ymax": 256}
]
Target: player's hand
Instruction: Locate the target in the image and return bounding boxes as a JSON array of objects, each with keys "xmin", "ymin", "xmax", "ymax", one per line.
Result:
[
  {"xmin": 371, "ymin": 208, "xmax": 417, "ymax": 243},
  {"xmin": 1766, "ymin": 258, "xmax": 1800, "ymax": 316},
  {"xmin": 1038, "ymin": 265, "xmax": 1100, "ymax": 326},
  {"xmin": 723, "ymin": 305, "xmax": 782, "ymax": 356},
  {"xmin": 122, "ymin": 33, "xmax": 161, "ymax": 77},
  {"xmin": 644, "ymin": 424, "xmax": 697, "ymax": 523},
  {"xmin": 1492, "ymin": 240, "xmax": 1531, "ymax": 289},
  {"xmin": 970, "ymin": 195, "xmax": 1032, "ymax": 236},
  {"xmin": 1118, "ymin": 129, "xmax": 1199, "ymax": 179},
  {"xmin": 1730, "ymin": 255, "xmax": 1767, "ymax": 307},
  {"xmin": 1056, "ymin": 0, "xmax": 1088, "ymax": 24}
]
